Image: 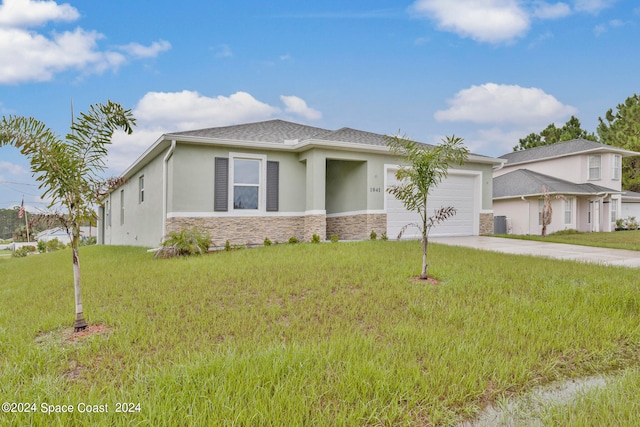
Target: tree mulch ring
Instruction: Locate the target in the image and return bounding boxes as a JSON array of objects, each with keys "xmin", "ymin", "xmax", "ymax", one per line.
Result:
[
  {"xmin": 35, "ymin": 324, "xmax": 112, "ymax": 346},
  {"xmin": 411, "ymin": 276, "xmax": 440, "ymax": 285}
]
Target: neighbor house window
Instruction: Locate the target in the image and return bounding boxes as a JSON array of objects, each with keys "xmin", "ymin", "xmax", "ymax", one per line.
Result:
[
  {"xmin": 139, "ymin": 175, "xmax": 145, "ymax": 203},
  {"xmin": 538, "ymin": 199, "xmax": 544, "ymax": 225},
  {"xmin": 612, "ymin": 155, "xmax": 622, "ymax": 180},
  {"xmin": 120, "ymin": 190, "xmax": 125, "ymax": 226},
  {"xmin": 233, "ymin": 158, "xmax": 260, "ymax": 209},
  {"xmin": 564, "ymin": 198, "xmax": 573, "ymax": 225},
  {"xmin": 611, "ymin": 199, "xmax": 618, "ymax": 222},
  {"xmin": 588, "ymin": 155, "xmax": 601, "ymax": 180}
]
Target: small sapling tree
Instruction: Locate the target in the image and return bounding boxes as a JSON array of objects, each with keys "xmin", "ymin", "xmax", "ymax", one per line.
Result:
[
  {"xmin": 0, "ymin": 101, "xmax": 135, "ymax": 331},
  {"xmin": 387, "ymin": 135, "xmax": 468, "ymax": 279}
]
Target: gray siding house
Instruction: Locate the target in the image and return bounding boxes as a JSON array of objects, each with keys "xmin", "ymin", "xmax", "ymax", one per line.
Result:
[{"xmin": 99, "ymin": 120, "xmax": 502, "ymax": 247}]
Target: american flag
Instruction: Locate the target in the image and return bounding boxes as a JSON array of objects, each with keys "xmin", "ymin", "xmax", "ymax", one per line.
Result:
[{"xmin": 18, "ymin": 198, "xmax": 24, "ymax": 219}]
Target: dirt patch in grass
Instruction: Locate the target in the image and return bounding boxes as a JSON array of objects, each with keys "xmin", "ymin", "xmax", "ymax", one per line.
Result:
[
  {"xmin": 411, "ymin": 276, "xmax": 440, "ymax": 285},
  {"xmin": 35, "ymin": 324, "xmax": 112, "ymax": 346}
]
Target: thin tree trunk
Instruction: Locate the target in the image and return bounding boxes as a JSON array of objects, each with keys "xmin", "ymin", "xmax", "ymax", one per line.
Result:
[
  {"xmin": 420, "ymin": 198, "xmax": 429, "ymax": 279},
  {"xmin": 72, "ymin": 230, "xmax": 87, "ymax": 332}
]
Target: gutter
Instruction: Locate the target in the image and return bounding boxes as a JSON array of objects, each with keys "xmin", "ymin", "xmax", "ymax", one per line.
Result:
[{"xmin": 162, "ymin": 140, "xmax": 177, "ymax": 242}]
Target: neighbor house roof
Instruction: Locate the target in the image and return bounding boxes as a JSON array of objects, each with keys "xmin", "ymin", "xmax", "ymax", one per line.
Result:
[
  {"xmin": 493, "ymin": 169, "xmax": 619, "ymax": 200},
  {"xmin": 499, "ymin": 139, "xmax": 638, "ymax": 167},
  {"xmin": 622, "ymin": 190, "xmax": 640, "ymax": 203}
]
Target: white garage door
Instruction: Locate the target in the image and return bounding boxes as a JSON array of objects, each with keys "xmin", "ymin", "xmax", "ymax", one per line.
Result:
[{"xmin": 386, "ymin": 168, "xmax": 478, "ymax": 239}]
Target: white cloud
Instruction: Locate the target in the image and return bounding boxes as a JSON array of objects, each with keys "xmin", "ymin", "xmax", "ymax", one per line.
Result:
[
  {"xmin": 0, "ymin": 1, "xmax": 170, "ymax": 84},
  {"xmin": 533, "ymin": 2, "xmax": 572, "ymax": 19},
  {"xmin": 106, "ymin": 91, "xmax": 323, "ymax": 172},
  {"xmin": 434, "ymin": 83, "xmax": 577, "ymax": 126},
  {"xmin": 572, "ymin": 0, "xmax": 617, "ymax": 14},
  {"xmin": 280, "ymin": 95, "xmax": 322, "ymax": 120},
  {"xmin": 0, "ymin": 160, "xmax": 29, "ymax": 175},
  {"xmin": 133, "ymin": 90, "xmax": 281, "ymax": 131},
  {"xmin": 118, "ymin": 40, "xmax": 171, "ymax": 58},
  {"xmin": 0, "ymin": 0, "xmax": 78, "ymax": 27},
  {"xmin": 212, "ymin": 43, "xmax": 233, "ymax": 58},
  {"xmin": 410, "ymin": 0, "xmax": 530, "ymax": 43}
]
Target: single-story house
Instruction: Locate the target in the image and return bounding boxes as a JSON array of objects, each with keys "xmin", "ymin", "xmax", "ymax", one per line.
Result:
[
  {"xmin": 35, "ymin": 227, "xmax": 93, "ymax": 244},
  {"xmin": 493, "ymin": 139, "xmax": 640, "ymax": 235},
  {"xmin": 98, "ymin": 120, "xmax": 503, "ymax": 247}
]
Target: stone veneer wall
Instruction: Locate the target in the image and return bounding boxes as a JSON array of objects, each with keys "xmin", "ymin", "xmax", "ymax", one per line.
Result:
[
  {"xmin": 326, "ymin": 213, "xmax": 387, "ymax": 240},
  {"xmin": 479, "ymin": 213, "xmax": 494, "ymax": 235},
  {"xmin": 167, "ymin": 214, "xmax": 328, "ymax": 246}
]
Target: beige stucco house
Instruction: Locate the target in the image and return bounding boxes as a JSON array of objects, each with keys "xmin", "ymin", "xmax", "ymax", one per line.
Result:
[
  {"xmin": 493, "ymin": 139, "xmax": 640, "ymax": 235},
  {"xmin": 98, "ymin": 120, "xmax": 502, "ymax": 247}
]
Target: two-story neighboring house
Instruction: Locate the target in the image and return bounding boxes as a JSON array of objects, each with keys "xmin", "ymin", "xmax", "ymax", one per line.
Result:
[{"xmin": 493, "ymin": 139, "xmax": 640, "ymax": 235}]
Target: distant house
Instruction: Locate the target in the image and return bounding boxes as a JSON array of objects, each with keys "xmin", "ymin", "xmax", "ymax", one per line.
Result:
[
  {"xmin": 36, "ymin": 227, "xmax": 92, "ymax": 245},
  {"xmin": 493, "ymin": 139, "xmax": 640, "ymax": 235},
  {"xmin": 98, "ymin": 120, "xmax": 503, "ymax": 247}
]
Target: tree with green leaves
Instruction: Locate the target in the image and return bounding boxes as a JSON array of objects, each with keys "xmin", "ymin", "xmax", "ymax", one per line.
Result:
[
  {"xmin": 387, "ymin": 135, "xmax": 469, "ymax": 279},
  {"xmin": 598, "ymin": 94, "xmax": 640, "ymax": 192},
  {"xmin": 514, "ymin": 116, "xmax": 598, "ymax": 151},
  {"xmin": 0, "ymin": 101, "xmax": 135, "ymax": 331}
]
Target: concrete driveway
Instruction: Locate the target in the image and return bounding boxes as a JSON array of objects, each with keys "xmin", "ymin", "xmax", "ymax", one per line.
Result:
[{"xmin": 430, "ymin": 236, "xmax": 640, "ymax": 268}]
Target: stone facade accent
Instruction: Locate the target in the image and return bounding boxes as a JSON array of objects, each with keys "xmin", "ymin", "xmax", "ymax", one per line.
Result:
[
  {"xmin": 326, "ymin": 213, "xmax": 387, "ymax": 240},
  {"xmin": 479, "ymin": 212, "xmax": 494, "ymax": 235},
  {"xmin": 167, "ymin": 216, "xmax": 307, "ymax": 246},
  {"xmin": 303, "ymin": 214, "xmax": 327, "ymax": 242}
]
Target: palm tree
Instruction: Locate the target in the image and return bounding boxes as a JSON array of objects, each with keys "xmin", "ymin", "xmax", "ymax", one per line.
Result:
[
  {"xmin": 387, "ymin": 135, "xmax": 468, "ymax": 279},
  {"xmin": 0, "ymin": 101, "xmax": 135, "ymax": 331}
]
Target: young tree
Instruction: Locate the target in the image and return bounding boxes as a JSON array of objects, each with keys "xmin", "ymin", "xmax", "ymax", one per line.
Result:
[
  {"xmin": 598, "ymin": 94, "xmax": 640, "ymax": 191},
  {"xmin": 0, "ymin": 101, "xmax": 135, "ymax": 331},
  {"xmin": 387, "ymin": 135, "xmax": 469, "ymax": 279}
]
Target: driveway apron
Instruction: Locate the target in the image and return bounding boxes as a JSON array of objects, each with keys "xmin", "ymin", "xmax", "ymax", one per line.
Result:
[{"xmin": 430, "ymin": 236, "xmax": 640, "ymax": 268}]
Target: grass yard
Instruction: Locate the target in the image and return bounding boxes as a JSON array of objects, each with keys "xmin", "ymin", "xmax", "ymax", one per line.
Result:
[
  {"xmin": 495, "ymin": 230, "xmax": 640, "ymax": 251},
  {"xmin": 1, "ymin": 241, "xmax": 639, "ymax": 426}
]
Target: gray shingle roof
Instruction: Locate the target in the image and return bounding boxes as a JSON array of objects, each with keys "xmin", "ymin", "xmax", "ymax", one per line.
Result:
[
  {"xmin": 169, "ymin": 120, "xmax": 421, "ymax": 148},
  {"xmin": 494, "ymin": 169, "xmax": 618, "ymax": 199},
  {"xmin": 170, "ymin": 119, "xmax": 331, "ymax": 143},
  {"xmin": 500, "ymin": 139, "xmax": 631, "ymax": 165}
]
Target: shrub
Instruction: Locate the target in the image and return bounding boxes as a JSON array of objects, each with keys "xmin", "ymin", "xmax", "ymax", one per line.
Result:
[
  {"xmin": 224, "ymin": 240, "xmax": 232, "ymax": 251},
  {"xmin": 46, "ymin": 238, "xmax": 67, "ymax": 252},
  {"xmin": 330, "ymin": 234, "xmax": 339, "ymax": 243},
  {"xmin": 370, "ymin": 230, "xmax": 377, "ymax": 240},
  {"xmin": 264, "ymin": 237, "xmax": 272, "ymax": 246},
  {"xmin": 288, "ymin": 236, "xmax": 299, "ymax": 244},
  {"xmin": 381, "ymin": 232, "xmax": 388, "ymax": 241},
  {"xmin": 155, "ymin": 227, "xmax": 211, "ymax": 259},
  {"xmin": 37, "ymin": 240, "xmax": 47, "ymax": 253},
  {"xmin": 311, "ymin": 234, "xmax": 320, "ymax": 244},
  {"xmin": 12, "ymin": 247, "xmax": 30, "ymax": 258},
  {"xmin": 80, "ymin": 236, "xmax": 97, "ymax": 246}
]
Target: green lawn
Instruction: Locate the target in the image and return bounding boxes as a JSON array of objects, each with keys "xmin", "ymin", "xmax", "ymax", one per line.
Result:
[
  {"xmin": 1, "ymin": 242, "xmax": 639, "ymax": 426},
  {"xmin": 495, "ymin": 230, "xmax": 640, "ymax": 251}
]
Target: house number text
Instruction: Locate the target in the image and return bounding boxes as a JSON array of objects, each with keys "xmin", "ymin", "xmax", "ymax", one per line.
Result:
[{"xmin": 369, "ymin": 187, "xmax": 381, "ymax": 193}]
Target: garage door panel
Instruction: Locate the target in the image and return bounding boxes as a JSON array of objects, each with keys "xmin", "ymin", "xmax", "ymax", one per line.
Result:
[{"xmin": 386, "ymin": 170, "xmax": 477, "ymax": 238}]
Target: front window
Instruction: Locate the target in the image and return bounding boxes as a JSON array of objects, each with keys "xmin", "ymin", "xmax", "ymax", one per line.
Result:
[
  {"xmin": 588, "ymin": 155, "xmax": 601, "ymax": 180},
  {"xmin": 233, "ymin": 158, "xmax": 260, "ymax": 210}
]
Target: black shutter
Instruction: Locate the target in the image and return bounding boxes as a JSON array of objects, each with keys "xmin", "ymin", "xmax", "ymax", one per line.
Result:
[
  {"xmin": 266, "ymin": 161, "xmax": 279, "ymax": 212},
  {"xmin": 214, "ymin": 157, "xmax": 228, "ymax": 211}
]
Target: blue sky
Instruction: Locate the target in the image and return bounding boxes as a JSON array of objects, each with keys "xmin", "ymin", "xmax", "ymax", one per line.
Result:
[{"xmin": 1, "ymin": 0, "xmax": 639, "ymax": 210}]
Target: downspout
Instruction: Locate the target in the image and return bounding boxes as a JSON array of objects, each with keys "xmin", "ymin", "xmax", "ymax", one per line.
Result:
[{"xmin": 162, "ymin": 140, "xmax": 177, "ymax": 242}]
